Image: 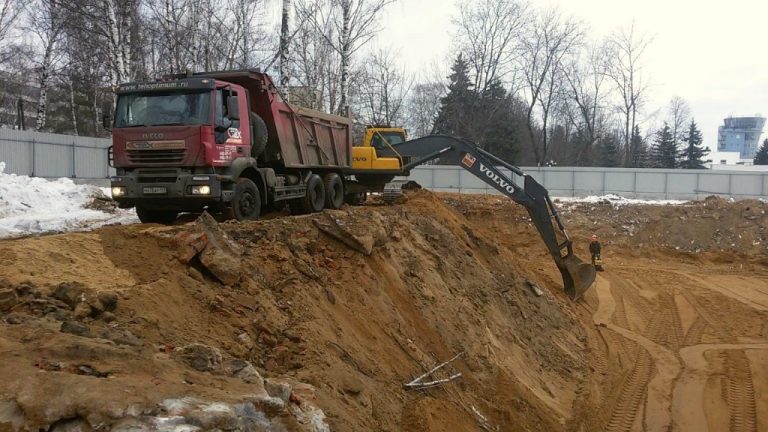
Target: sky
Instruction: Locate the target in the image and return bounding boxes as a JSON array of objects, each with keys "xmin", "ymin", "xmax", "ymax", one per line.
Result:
[{"xmin": 274, "ymin": 0, "xmax": 768, "ymax": 153}]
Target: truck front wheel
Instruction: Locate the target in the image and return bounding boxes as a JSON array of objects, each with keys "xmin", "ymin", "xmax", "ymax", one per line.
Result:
[
  {"xmin": 136, "ymin": 207, "xmax": 178, "ymax": 225},
  {"xmin": 232, "ymin": 178, "xmax": 261, "ymax": 221}
]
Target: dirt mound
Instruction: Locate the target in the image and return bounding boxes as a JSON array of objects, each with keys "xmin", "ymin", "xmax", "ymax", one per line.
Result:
[{"xmin": 0, "ymin": 189, "xmax": 590, "ymax": 431}]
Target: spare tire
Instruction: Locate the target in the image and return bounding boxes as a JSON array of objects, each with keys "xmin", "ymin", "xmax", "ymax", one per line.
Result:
[{"xmin": 250, "ymin": 112, "xmax": 268, "ymax": 157}]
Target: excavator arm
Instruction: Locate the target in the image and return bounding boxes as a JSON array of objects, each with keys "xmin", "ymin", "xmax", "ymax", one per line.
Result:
[{"xmin": 378, "ymin": 134, "xmax": 596, "ymax": 300}]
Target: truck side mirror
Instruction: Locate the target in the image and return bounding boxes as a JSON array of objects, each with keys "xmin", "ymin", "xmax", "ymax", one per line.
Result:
[
  {"xmin": 102, "ymin": 113, "xmax": 112, "ymax": 130},
  {"xmin": 227, "ymin": 96, "xmax": 240, "ymax": 120}
]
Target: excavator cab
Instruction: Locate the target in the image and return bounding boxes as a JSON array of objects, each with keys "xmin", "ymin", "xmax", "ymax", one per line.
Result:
[{"xmin": 351, "ymin": 126, "xmax": 407, "ymax": 171}]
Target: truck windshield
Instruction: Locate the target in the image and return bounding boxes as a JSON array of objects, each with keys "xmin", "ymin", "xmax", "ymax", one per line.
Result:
[{"xmin": 114, "ymin": 91, "xmax": 211, "ymax": 127}]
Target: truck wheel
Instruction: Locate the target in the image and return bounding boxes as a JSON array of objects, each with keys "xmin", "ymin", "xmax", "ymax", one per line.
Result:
[
  {"xmin": 324, "ymin": 173, "xmax": 344, "ymax": 209},
  {"xmin": 291, "ymin": 174, "xmax": 325, "ymax": 215},
  {"xmin": 232, "ymin": 178, "xmax": 261, "ymax": 220},
  {"xmin": 250, "ymin": 113, "xmax": 268, "ymax": 157},
  {"xmin": 136, "ymin": 207, "xmax": 178, "ymax": 225}
]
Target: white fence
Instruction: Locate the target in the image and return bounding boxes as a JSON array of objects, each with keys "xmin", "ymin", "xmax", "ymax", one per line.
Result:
[
  {"xmin": 1, "ymin": 129, "xmax": 767, "ymax": 199},
  {"xmin": 406, "ymin": 165, "xmax": 768, "ymax": 200},
  {"xmin": 0, "ymin": 128, "xmax": 112, "ymax": 181}
]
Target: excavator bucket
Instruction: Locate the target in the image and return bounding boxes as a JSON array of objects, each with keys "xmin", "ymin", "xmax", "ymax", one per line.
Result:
[{"xmin": 559, "ymin": 255, "xmax": 596, "ymax": 301}]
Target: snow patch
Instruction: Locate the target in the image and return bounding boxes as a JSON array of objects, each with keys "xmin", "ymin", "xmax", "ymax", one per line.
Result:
[
  {"xmin": 0, "ymin": 162, "xmax": 137, "ymax": 238},
  {"xmin": 554, "ymin": 193, "xmax": 687, "ymax": 206}
]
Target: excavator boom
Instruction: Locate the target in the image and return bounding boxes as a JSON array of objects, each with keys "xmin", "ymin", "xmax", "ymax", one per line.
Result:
[{"xmin": 378, "ymin": 134, "xmax": 596, "ymax": 300}]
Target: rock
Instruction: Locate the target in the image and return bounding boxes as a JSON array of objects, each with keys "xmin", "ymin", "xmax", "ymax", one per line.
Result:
[
  {"xmin": 236, "ymin": 332, "xmax": 254, "ymax": 349},
  {"xmin": 48, "ymin": 416, "xmax": 93, "ymax": 432},
  {"xmin": 4, "ymin": 313, "xmax": 27, "ymax": 325},
  {"xmin": 0, "ymin": 288, "xmax": 18, "ymax": 312},
  {"xmin": 60, "ymin": 321, "xmax": 91, "ymax": 337},
  {"xmin": 264, "ymin": 378, "xmax": 293, "ymax": 403},
  {"xmin": 101, "ymin": 328, "xmax": 143, "ymax": 347},
  {"xmin": 173, "ymin": 343, "xmax": 222, "ymax": 372},
  {"xmin": 51, "ymin": 282, "xmax": 86, "ymax": 309},
  {"xmin": 100, "ymin": 311, "xmax": 117, "ymax": 323},
  {"xmin": 199, "ymin": 248, "xmax": 242, "ymax": 286},
  {"xmin": 74, "ymin": 303, "xmax": 94, "ymax": 319},
  {"xmin": 175, "ymin": 231, "xmax": 209, "ymax": 264},
  {"xmin": 252, "ymin": 395, "xmax": 286, "ymax": 416},
  {"xmin": 97, "ymin": 291, "xmax": 119, "ymax": 312},
  {"xmin": 185, "ymin": 405, "xmax": 238, "ymax": 430},
  {"xmin": 47, "ymin": 308, "xmax": 73, "ymax": 322},
  {"xmin": 341, "ymin": 375, "xmax": 364, "ymax": 395},
  {"xmin": 13, "ymin": 283, "xmax": 35, "ymax": 297},
  {"xmin": 223, "ymin": 359, "xmax": 263, "ymax": 384}
]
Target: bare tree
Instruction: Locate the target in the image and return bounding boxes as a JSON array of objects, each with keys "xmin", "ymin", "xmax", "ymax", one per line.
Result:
[
  {"xmin": 300, "ymin": 0, "xmax": 395, "ymax": 114},
  {"xmin": 518, "ymin": 7, "xmax": 583, "ymax": 165},
  {"xmin": 605, "ymin": 22, "xmax": 652, "ymax": 166},
  {"xmin": 26, "ymin": 0, "xmax": 67, "ymax": 130},
  {"xmin": 562, "ymin": 41, "xmax": 610, "ymax": 164},
  {"xmin": 667, "ymin": 96, "xmax": 690, "ymax": 147},
  {"xmin": 0, "ymin": 0, "xmax": 21, "ymax": 45},
  {"xmin": 279, "ymin": 0, "xmax": 292, "ymax": 91},
  {"xmin": 353, "ymin": 48, "xmax": 411, "ymax": 126},
  {"xmin": 405, "ymin": 80, "xmax": 444, "ymax": 138},
  {"xmin": 453, "ymin": 0, "xmax": 527, "ymax": 95}
]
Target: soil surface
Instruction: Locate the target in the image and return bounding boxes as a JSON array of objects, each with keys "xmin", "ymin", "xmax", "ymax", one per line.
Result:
[{"xmin": 0, "ymin": 191, "xmax": 766, "ymax": 431}]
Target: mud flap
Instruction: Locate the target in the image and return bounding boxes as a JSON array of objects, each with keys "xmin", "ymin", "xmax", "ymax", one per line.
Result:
[{"xmin": 559, "ymin": 255, "xmax": 596, "ymax": 301}]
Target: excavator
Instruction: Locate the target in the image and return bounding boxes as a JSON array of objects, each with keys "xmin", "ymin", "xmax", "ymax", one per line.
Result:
[{"xmin": 351, "ymin": 126, "xmax": 596, "ymax": 300}]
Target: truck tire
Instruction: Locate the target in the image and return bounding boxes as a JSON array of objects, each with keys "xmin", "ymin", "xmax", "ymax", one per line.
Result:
[
  {"xmin": 250, "ymin": 113, "xmax": 268, "ymax": 158},
  {"xmin": 232, "ymin": 178, "xmax": 261, "ymax": 220},
  {"xmin": 291, "ymin": 174, "xmax": 325, "ymax": 214},
  {"xmin": 136, "ymin": 207, "xmax": 178, "ymax": 225},
  {"xmin": 324, "ymin": 173, "xmax": 344, "ymax": 209}
]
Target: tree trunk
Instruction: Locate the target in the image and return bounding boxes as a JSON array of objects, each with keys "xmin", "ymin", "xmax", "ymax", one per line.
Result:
[
  {"xmin": 35, "ymin": 45, "xmax": 54, "ymax": 131},
  {"xmin": 338, "ymin": 0, "xmax": 351, "ymax": 114},
  {"xmin": 69, "ymin": 77, "xmax": 78, "ymax": 136},
  {"xmin": 279, "ymin": 0, "xmax": 291, "ymax": 95}
]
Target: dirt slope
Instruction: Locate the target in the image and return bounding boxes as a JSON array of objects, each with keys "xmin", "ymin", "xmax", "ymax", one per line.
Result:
[{"xmin": 1, "ymin": 191, "xmax": 767, "ymax": 431}]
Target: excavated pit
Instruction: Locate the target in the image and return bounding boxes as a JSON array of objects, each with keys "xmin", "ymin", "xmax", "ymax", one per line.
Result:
[{"xmin": 1, "ymin": 190, "xmax": 767, "ymax": 431}]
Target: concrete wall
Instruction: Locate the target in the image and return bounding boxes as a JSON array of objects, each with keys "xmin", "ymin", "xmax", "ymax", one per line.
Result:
[
  {"xmin": 0, "ymin": 128, "xmax": 113, "ymax": 182},
  {"xmin": 2, "ymin": 129, "xmax": 767, "ymax": 199},
  {"xmin": 406, "ymin": 165, "xmax": 768, "ymax": 200}
]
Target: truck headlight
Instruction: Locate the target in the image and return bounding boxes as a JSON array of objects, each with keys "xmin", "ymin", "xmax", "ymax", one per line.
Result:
[
  {"xmin": 191, "ymin": 185, "xmax": 211, "ymax": 195},
  {"xmin": 111, "ymin": 186, "xmax": 126, "ymax": 197}
]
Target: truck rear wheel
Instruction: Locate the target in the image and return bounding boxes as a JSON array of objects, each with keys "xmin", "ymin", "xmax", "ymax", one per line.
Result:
[
  {"xmin": 136, "ymin": 207, "xmax": 178, "ymax": 225},
  {"xmin": 232, "ymin": 178, "xmax": 261, "ymax": 221},
  {"xmin": 324, "ymin": 173, "xmax": 344, "ymax": 209},
  {"xmin": 290, "ymin": 174, "xmax": 325, "ymax": 214}
]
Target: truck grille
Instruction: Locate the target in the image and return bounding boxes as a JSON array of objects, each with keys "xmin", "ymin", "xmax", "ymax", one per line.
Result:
[
  {"xmin": 137, "ymin": 169, "xmax": 178, "ymax": 183},
  {"xmin": 126, "ymin": 148, "xmax": 186, "ymax": 164}
]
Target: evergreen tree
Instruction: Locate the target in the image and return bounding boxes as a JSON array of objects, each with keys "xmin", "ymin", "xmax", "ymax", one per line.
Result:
[
  {"xmin": 433, "ymin": 54, "xmax": 475, "ymax": 139},
  {"xmin": 679, "ymin": 119, "xmax": 709, "ymax": 169},
  {"xmin": 627, "ymin": 125, "xmax": 648, "ymax": 167},
  {"xmin": 597, "ymin": 133, "xmax": 621, "ymax": 167},
  {"xmin": 477, "ymin": 79, "xmax": 520, "ymax": 162},
  {"xmin": 754, "ymin": 139, "xmax": 768, "ymax": 165},
  {"xmin": 649, "ymin": 123, "xmax": 677, "ymax": 168}
]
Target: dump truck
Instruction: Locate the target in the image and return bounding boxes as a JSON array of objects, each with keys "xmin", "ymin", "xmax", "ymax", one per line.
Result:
[{"xmin": 107, "ymin": 69, "xmax": 595, "ymax": 299}]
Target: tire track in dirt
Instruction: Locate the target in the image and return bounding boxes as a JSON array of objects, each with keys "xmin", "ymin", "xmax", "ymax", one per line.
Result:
[
  {"xmin": 723, "ymin": 351, "xmax": 758, "ymax": 432},
  {"xmin": 595, "ymin": 273, "xmax": 681, "ymax": 432},
  {"xmin": 682, "ymin": 317, "xmax": 707, "ymax": 346},
  {"xmin": 674, "ymin": 344, "xmax": 768, "ymax": 432}
]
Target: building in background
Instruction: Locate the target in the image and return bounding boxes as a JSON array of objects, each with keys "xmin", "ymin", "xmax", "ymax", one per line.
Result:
[{"xmin": 717, "ymin": 116, "xmax": 766, "ymax": 160}]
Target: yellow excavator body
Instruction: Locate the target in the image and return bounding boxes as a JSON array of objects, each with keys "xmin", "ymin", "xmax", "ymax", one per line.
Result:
[{"xmin": 351, "ymin": 126, "xmax": 406, "ymax": 171}]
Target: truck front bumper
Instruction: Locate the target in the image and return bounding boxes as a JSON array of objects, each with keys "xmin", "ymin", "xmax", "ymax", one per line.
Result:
[{"xmin": 110, "ymin": 172, "xmax": 234, "ymax": 211}]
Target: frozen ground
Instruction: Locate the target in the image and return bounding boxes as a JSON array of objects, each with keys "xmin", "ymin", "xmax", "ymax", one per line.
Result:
[{"xmin": 0, "ymin": 162, "xmax": 137, "ymax": 238}]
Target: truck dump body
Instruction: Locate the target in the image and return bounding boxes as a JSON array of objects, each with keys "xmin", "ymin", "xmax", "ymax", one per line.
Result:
[{"xmin": 183, "ymin": 70, "xmax": 352, "ymax": 170}]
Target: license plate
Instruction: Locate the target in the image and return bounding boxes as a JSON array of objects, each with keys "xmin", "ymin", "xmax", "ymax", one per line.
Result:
[{"xmin": 142, "ymin": 186, "xmax": 167, "ymax": 195}]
